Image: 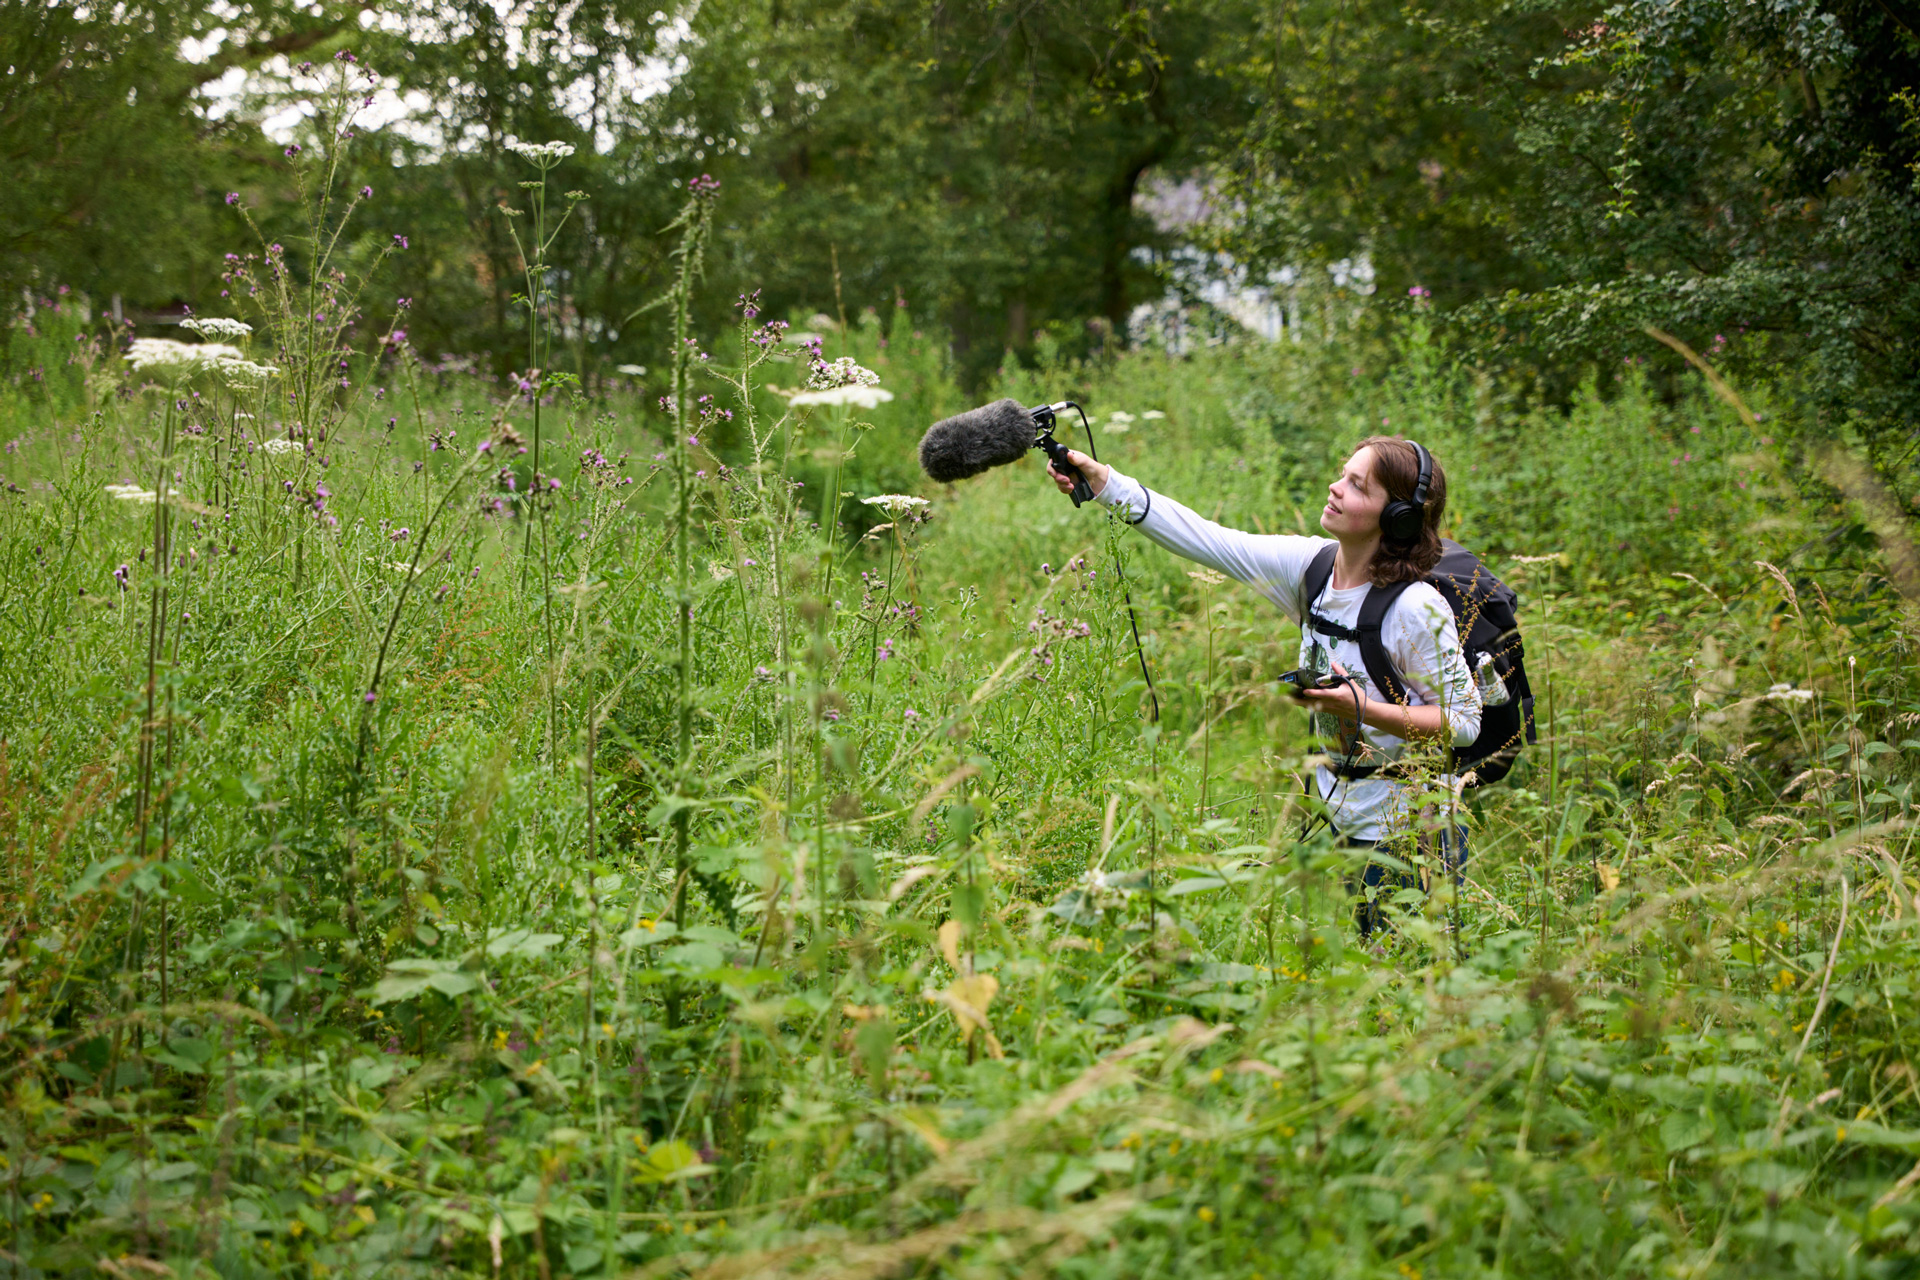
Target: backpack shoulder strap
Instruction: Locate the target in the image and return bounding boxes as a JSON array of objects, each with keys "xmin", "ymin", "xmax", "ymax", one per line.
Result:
[
  {"xmin": 1354, "ymin": 579, "xmax": 1416, "ymax": 705},
  {"xmin": 1300, "ymin": 542, "xmax": 1336, "ymax": 620}
]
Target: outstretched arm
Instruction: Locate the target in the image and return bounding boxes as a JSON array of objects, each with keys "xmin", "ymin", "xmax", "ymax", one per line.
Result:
[{"xmin": 1048, "ymin": 448, "xmax": 1326, "ymax": 620}]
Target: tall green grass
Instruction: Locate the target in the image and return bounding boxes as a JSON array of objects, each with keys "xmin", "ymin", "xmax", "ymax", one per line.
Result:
[{"xmin": 2, "ymin": 141, "xmax": 1919, "ymax": 1279}]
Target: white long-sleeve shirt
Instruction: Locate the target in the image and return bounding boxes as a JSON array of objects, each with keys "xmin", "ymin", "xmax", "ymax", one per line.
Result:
[{"xmin": 1097, "ymin": 468, "xmax": 1481, "ymax": 841}]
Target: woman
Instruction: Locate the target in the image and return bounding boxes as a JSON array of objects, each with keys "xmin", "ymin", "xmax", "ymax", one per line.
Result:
[{"xmin": 1047, "ymin": 436, "xmax": 1481, "ymax": 931}]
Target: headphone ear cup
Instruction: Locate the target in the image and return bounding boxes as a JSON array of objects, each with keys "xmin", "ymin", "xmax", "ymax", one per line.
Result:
[{"xmin": 1381, "ymin": 500, "xmax": 1420, "ymax": 545}]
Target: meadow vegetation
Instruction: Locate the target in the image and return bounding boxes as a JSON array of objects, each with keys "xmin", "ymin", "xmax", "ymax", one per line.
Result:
[{"xmin": 5, "ymin": 118, "xmax": 1920, "ymax": 1280}]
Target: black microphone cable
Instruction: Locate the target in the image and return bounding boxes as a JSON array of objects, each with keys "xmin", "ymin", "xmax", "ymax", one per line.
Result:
[{"xmin": 1056, "ymin": 401, "xmax": 1160, "ymax": 725}]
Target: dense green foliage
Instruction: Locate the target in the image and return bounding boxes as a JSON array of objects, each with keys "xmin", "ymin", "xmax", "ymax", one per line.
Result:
[
  {"xmin": 6, "ymin": 7, "xmax": 1920, "ymax": 1279},
  {"xmin": 5, "ymin": 124, "xmax": 1920, "ymax": 1277}
]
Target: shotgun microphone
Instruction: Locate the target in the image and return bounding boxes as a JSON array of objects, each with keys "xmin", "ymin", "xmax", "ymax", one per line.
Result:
[
  {"xmin": 913, "ymin": 397, "xmax": 1158, "ymax": 723},
  {"xmin": 917, "ymin": 399, "xmax": 1095, "ymax": 505}
]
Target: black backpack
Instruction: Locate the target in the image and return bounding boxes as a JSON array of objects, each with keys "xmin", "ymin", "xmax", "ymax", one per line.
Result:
[{"xmin": 1301, "ymin": 540, "xmax": 1536, "ymax": 786}]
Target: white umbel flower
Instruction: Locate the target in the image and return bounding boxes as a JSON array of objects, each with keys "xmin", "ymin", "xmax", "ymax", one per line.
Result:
[
  {"xmin": 615, "ymin": 363, "xmax": 647, "ymax": 376},
  {"xmin": 179, "ymin": 317, "xmax": 253, "ymax": 339},
  {"xmin": 125, "ymin": 338, "xmax": 243, "ymax": 372},
  {"xmin": 260, "ymin": 438, "xmax": 304, "ymax": 456},
  {"xmin": 507, "ymin": 139, "xmax": 576, "ymax": 164},
  {"xmin": 215, "ymin": 358, "xmax": 281, "ymax": 388},
  {"xmin": 789, "ymin": 385, "xmax": 893, "ymax": 408},
  {"xmin": 104, "ymin": 483, "xmax": 179, "ymax": 504},
  {"xmin": 807, "ymin": 357, "xmax": 881, "ymax": 390},
  {"xmin": 861, "ymin": 494, "xmax": 929, "ymax": 517}
]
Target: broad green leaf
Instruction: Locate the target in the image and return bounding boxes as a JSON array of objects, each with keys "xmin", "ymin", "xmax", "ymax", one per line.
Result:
[
  {"xmin": 426, "ymin": 970, "xmax": 479, "ymax": 997},
  {"xmin": 1164, "ymin": 876, "xmax": 1227, "ymax": 896},
  {"xmin": 1660, "ymin": 1111, "xmax": 1714, "ymax": 1152}
]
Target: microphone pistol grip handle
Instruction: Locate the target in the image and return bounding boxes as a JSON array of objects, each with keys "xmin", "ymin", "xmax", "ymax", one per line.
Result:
[{"xmin": 1040, "ymin": 436, "xmax": 1094, "ymax": 508}]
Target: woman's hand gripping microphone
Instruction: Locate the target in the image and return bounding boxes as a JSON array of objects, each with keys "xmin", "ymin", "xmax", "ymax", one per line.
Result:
[{"xmin": 1046, "ymin": 448, "xmax": 1110, "ymax": 503}]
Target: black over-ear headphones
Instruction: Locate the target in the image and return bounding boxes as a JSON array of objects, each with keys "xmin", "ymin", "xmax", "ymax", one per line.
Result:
[{"xmin": 1379, "ymin": 440, "xmax": 1432, "ymax": 547}]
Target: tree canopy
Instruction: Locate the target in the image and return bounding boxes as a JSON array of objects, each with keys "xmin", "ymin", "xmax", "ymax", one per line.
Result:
[{"xmin": 9, "ymin": 0, "xmax": 1920, "ymax": 455}]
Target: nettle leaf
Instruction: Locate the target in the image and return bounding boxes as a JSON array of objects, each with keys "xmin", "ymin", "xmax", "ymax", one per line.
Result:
[
  {"xmin": 369, "ymin": 972, "xmax": 435, "ymax": 1004},
  {"xmin": 369, "ymin": 959, "xmax": 479, "ymax": 1005},
  {"xmin": 1047, "ymin": 889, "xmax": 1094, "ymax": 923},
  {"xmin": 620, "ymin": 922, "xmax": 679, "ymax": 948},
  {"xmin": 485, "ymin": 929, "xmax": 565, "ymax": 960},
  {"xmin": 1163, "ymin": 876, "xmax": 1228, "ymax": 897},
  {"xmin": 635, "ymin": 1140, "xmax": 713, "ymax": 1183},
  {"xmin": 664, "ymin": 942, "xmax": 725, "ymax": 973},
  {"xmin": 1659, "ymin": 1111, "xmax": 1714, "ymax": 1153},
  {"xmin": 646, "ymin": 795, "xmax": 704, "ymax": 828},
  {"xmin": 167, "ymin": 1037, "xmax": 214, "ymax": 1065},
  {"xmin": 692, "ymin": 843, "xmax": 748, "ymax": 875},
  {"xmin": 427, "ymin": 970, "xmax": 479, "ymax": 997}
]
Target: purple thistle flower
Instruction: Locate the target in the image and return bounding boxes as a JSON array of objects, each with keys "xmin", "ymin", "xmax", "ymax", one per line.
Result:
[
  {"xmin": 394, "ymin": 234, "xmax": 408, "ymax": 249},
  {"xmin": 225, "ymin": 192, "xmax": 239, "ymax": 206},
  {"xmin": 360, "ymin": 185, "xmax": 373, "ymax": 198}
]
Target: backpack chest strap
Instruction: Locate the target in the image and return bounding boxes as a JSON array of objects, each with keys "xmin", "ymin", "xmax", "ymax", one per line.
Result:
[{"xmin": 1305, "ymin": 611, "xmax": 1368, "ymax": 645}]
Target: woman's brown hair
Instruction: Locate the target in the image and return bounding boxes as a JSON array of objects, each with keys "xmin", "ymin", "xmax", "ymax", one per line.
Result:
[{"xmin": 1354, "ymin": 435, "xmax": 1447, "ymax": 588}]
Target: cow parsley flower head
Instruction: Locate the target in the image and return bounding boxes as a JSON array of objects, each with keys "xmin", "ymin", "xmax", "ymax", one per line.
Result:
[
  {"xmin": 861, "ymin": 494, "xmax": 929, "ymax": 517},
  {"xmin": 788, "ymin": 384, "xmax": 893, "ymax": 409},
  {"xmin": 507, "ymin": 139, "xmax": 576, "ymax": 165},
  {"xmin": 104, "ymin": 483, "xmax": 180, "ymax": 505},
  {"xmin": 807, "ymin": 357, "xmax": 880, "ymax": 390},
  {"xmin": 215, "ymin": 358, "xmax": 280, "ymax": 389},
  {"xmin": 125, "ymin": 338, "xmax": 244, "ymax": 373},
  {"xmin": 180, "ymin": 317, "xmax": 252, "ymax": 339},
  {"xmin": 615, "ymin": 363, "xmax": 647, "ymax": 376},
  {"xmin": 260, "ymin": 438, "xmax": 303, "ymax": 456}
]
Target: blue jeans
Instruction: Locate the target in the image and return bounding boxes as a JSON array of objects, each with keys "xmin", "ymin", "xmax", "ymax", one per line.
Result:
[{"xmin": 1344, "ymin": 827, "xmax": 1469, "ymax": 937}]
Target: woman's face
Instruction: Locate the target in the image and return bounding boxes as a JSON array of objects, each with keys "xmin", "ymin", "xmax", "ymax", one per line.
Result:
[{"xmin": 1320, "ymin": 446, "xmax": 1389, "ymax": 540}]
